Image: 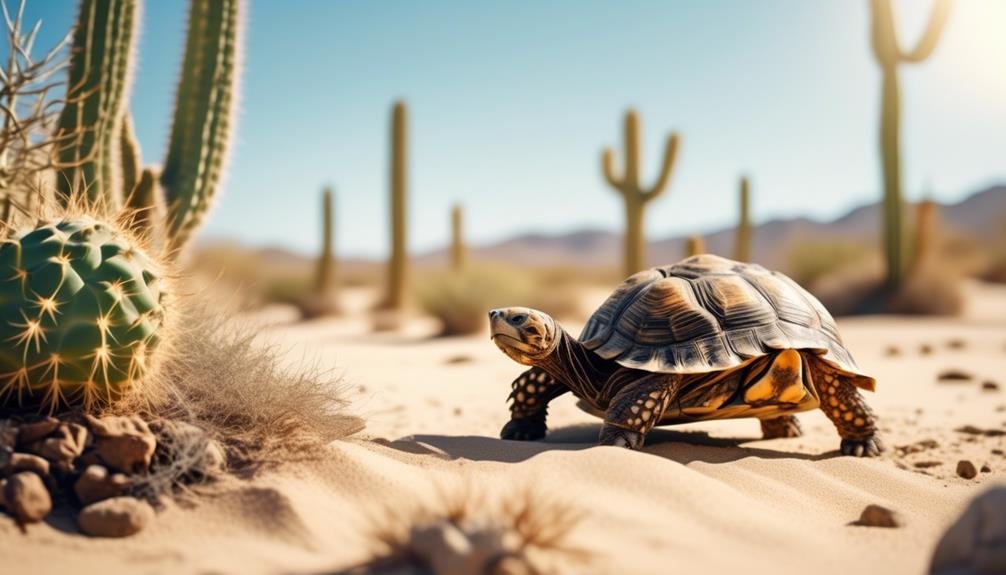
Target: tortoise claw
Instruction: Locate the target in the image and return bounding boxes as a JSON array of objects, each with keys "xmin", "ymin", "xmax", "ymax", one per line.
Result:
[
  {"xmin": 840, "ymin": 436, "xmax": 884, "ymax": 457},
  {"xmin": 598, "ymin": 426, "xmax": 644, "ymax": 449},
  {"xmin": 500, "ymin": 418, "xmax": 546, "ymax": 441}
]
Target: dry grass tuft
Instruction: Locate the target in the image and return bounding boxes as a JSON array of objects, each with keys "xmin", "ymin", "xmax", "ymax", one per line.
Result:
[
  {"xmin": 415, "ymin": 265, "xmax": 582, "ymax": 336},
  {"xmin": 115, "ymin": 301, "xmax": 363, "ymax": 495},
  {"xmin": 353, "ymin": 484, "xmax": 588, "ymax": 574}
]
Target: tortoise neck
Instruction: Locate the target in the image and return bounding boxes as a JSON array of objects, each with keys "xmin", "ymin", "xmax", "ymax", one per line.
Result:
[{"xmin": 535, "ymin": 328, "xmax": 614, "ymax": 396}]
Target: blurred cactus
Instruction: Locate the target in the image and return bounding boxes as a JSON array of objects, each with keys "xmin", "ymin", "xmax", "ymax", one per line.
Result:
[
  {"xmin": 0, "ymin": 217, "xmax": 168, "ymax": 412},
  {"xmin": 382, "ymin": 101, "xmax": 409, "ymax": 310},
  {"xmin": 869, "ymin": 0, "xmax": 951, "ymax": 291},
  {"xmin": 55, "ymin": 0, "xmax": 242, "ymax": 257},
  {"xmin": 686, "ymin": 235, "xmax": 705, "ymax": 258},
  {"xmin": 602, "ymin": 109, "xmax": 680, "ymax": 277},
  {"xmin": 450, "ymin": 203, "xmax": 467, "ymax": 272},
  {"xmin": 300, "ymin": 186, "xmax": 339, "ymax": 318},
  {"xmin": 912, "ymin": 199, "xmax": 938, "ymax": 270},
  {"xmin": 735, "ymin": 176, "xmax": 751, "ymax": 262},
  {"xmin": 55, "ymin": 0, "xmax": 139, "ymax": 211}
]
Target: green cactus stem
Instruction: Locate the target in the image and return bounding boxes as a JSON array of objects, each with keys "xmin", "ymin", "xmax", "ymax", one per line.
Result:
[
  {"xmin": 55, "ymin": 0, "xmax": 139, "ymax": 211},
  {"xmin": 602, "ymin": 109, "xmax": 680, "ymax": 277},
  {"xmin": 869, "ymin": 0, "xmax": 951, "ymax": 292},
  {"xmin": 735, "ymin": 176, "xmax": 751, "ymax": 262},
  {"xmin": 120, "ymin": 114, "xmax": 142, "ymax": 202},
  {"xmin": 160, "ymin": 0, "xmax": 242, "ymax": 254},
  {"xmin": 0, "ymin": 217, "xmax": 169, "ymax": 412},
  {"xmin": 450, "ymin": 203, "xmax": 466, "ymax": 272},
  {"xmin": 383, "ymin": 100, "xmax": 408, "ymax": 310},
  {"xmin": 315, "ymin": 186, "xmax": 336, "ymax": 295}
]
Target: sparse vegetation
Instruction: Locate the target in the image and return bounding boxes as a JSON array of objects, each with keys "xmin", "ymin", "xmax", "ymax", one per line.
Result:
[{"xmin": 787, "ymin": 240, "xmax": 874, "ymax": 287}]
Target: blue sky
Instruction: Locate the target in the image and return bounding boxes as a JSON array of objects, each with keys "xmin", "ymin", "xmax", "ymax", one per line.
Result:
[{"xmin": 23, "ymin": 1, "xmax": 1006, "ymax": 257}]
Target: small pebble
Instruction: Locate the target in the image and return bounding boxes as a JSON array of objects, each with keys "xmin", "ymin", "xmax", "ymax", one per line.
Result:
[
  {"xmin": 956, "ymin": 460, "xmax": 978, "ymax": 480},
  {"xmin": 993, "ymin": 449, "xmax": 1004, "ymax": 456},
  {"xmin": 946, "ymin": 338, "xmax": 966, "ymax": 350},
  {"xmin": 883, "ymin": 346, "xmax": 900, "ymax": 357},
  {"xmin": 981, "ymin": 464, "xmax": 992, "ymax": 473},
  {"xmin": 854, "ymin": 504, "xmax": 902, "ymax": 528},
  {"xmin": 3, "ymin": 452, "xmax": 49, "ymax": 477},
  {"xmin": 2, "ymin": 471, "xmax": 52, "ymax": 523},
  {"xmin": 982, "ymin": 381, "xmax": 1000, "ymax": 391},
  {"xmin": 919, "ymin": 344, "xmax": 933, "ymax": 355},
  {"xmin": 937, "ymin": 369, "xmax": 974, "ymax": 383},
  {"xmin": 77, "ymin": 496, "xmax": 154, "ymax": 538},
  {"xmin": 914, "ymin": 461, "xmax": 942, "ymax": 469}
]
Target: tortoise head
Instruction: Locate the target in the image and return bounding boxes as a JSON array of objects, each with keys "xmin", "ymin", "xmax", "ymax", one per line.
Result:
[{"xmin": 489, "ymin": 307, "xmax": 559, "ymax": 365}]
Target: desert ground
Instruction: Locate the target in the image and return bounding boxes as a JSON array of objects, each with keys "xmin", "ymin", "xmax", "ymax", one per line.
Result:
[{"xmin": 1, "ymin": 283, "xmax": 1004, "ymax": 575}]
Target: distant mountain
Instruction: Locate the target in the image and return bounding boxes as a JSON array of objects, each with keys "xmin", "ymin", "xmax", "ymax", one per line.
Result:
[{"xmin": 416, "ymin": 185, "xmax": 1006, "ymax": 272}]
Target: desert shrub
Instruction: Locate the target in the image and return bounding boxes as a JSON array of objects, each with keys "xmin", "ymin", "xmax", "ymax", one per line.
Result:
[
  {"xmin": 116, "ymin": 301, "xmax": 363, "ymax": 494},
  {"xmin": 786, "ymin": 240, "xmax": 874, "ymax": 286},
  {"xmin": 812, "ymin": 263, "xmax": 963, "ymax": 316},
  {"xmin": 354, "ymin": 485, "xmax": 588, "ymax": 574},
  {"xmin": 415, "ymin": 265, "xmax": 581, "ymax": 336}
]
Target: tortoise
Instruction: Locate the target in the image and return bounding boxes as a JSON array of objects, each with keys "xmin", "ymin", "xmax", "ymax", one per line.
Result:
[{"xmin": 489, "ymin": 255, "xmax": 883, "ymax": 456}]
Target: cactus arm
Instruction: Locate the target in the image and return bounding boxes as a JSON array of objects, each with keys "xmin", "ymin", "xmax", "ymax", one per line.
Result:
[
  {"xmin": 641, "ymin": 133, "xmax": 680, "ymax": 202},
  {"xmin": 120, "ymin": 113, "xmax": 141, "ymax": 200},
  {"xmin": 601, "ymin": 149, "xmax": 622, "ymax": 190},
  {"xmin": 161, "ymin": 0, "xmax": 242, "ymax": 253},
  {"xmin": 896, "ymin": 0, "xmax": 952, "ymax": 62},
  {"xmin": 55, "ymin": 0, "xmax": 139, "ymax": 211},
  {"xmin": 126, "ymin": 167, "xmax": 163, "ymax": 236}
]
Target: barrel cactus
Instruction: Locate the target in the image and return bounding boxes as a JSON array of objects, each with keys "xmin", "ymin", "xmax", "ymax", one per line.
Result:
[{"xmin": 0, "ymin": 217, "xmax": 168, "ymax": 411}]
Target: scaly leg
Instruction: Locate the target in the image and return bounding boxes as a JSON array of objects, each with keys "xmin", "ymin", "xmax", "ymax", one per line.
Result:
[
  {"xmin": 500, "ymin": 367, "xmax": 568, "ymax": 441},
  {"xmin": 598, "ymin": 373, "xmax": 679, "ymax": 449},
  {"xmin": 813, "ymin": 361, "xmax": 884, "ymax": 457},
  {"xmin": 759, "ymin": 415, "xmax": 803, "ymax": 439}
]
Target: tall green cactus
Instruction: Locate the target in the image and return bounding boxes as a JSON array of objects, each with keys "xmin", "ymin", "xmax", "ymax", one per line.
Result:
[
  {"xmin": 55, "ymin": 0, "xmax": 242, "ymax": 258},
  {"xmin": 735, "ymin": 176, "xmax": 751, "ymax": 262},
  {"xmin": 869, "ymin": 0, "xmax": 951, "ymax": 291},
  {"xmin": 315, "ymin": 186, "xmax": 336, "ymax": 295},
  {"xmin": 450, "ymin": 203, "xmax": 466, "ymax": 272},
  {"xmin": 55, "ymin": 0, "xmax": 139, "ymax": 211},
  {"xmin": 383, "ymin": 101, "xmax": 408, "ymax": 310},
  {"xmin": 602, "ymin": 109, "xmax": 680, "ymax": 277}
]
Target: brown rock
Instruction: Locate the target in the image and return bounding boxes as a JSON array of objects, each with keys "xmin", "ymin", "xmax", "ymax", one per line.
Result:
[
  {"xmin": 981, "ymin": 464, "xmax": 992, "ymax": 473},
  {"xmin": 16, "ymin": 417, "xmax": 59, "ymax": 445},
  {"xmin": 946, "ymin": 338, "xmax": 967, "ymax": 350},
  {"xmin": 919, "ymin": 343, "xmax": 933, "ymax": 355},
  {"xmin": 957, "ymin": 460, "xmax": 978, "ymax": 480},
  {"xmin": 913, "ymin": 461, "xmax": 942, "ymax": 469},
  {"xmin": 74, "ymin": 465, "xmax": 132, "ymax": 505},
  {"xmin": 982, "ymin": 381, "xmax": 1000, "ymax": 392},
  {"xmin": 937, "ymin": 369, "xmax": 974, "ymax": 383},
  {"xmin": 0, "ymin": 420, "xmax": 17, "ymax": 450},
  {"xmin": 77, "ymin": 496, "xmax": 153, "ymax": 538},
  {"xmin": 3, "ymin": 452, "xmax": 49, "ymax": 477},
  {"xmin": 853, "ymin": 504, "xmax": 902, "ymax": 528},
  {"xmin": 930, "ymin": 486, "xmax": 1006, "ymax": 575},
  {"xmin": 85, "ymin": 415, "xmax": 156, "ymax": 474},
  {"xmin": 30, "ymin": 423, "xmax": 88, "ymax": 474},
  {"xmin": 2, "ymin": 471, "xmax": 52, "ymax": 523}
]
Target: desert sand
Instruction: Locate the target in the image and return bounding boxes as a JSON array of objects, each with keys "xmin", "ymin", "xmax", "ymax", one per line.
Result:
[{"xmin": 1, "ymin": 283, "xmax": 1004, "ymax": 574}]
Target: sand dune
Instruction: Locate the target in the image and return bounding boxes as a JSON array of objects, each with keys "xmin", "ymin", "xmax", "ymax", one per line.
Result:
[{"xmin": 2, "ymin": 286, "xmax": 1004, "ymax": 574}]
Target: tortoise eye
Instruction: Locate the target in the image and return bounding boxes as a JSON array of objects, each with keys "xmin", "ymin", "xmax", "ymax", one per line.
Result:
[{"xmin": 509, "ymin": 313, "xmax": 528, "ymax": 326}]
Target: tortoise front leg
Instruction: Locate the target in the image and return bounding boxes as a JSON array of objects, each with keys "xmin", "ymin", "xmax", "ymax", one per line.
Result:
[
  {"xmin": 598, "ymin": 373, "xmax": 680, "ymax": 449},
  {"xmin": 500, "ymin": 367, "xmax": 568, "ymax": 441},
  {"xmin": 812, "ymin": 362, "xmax": 884, "ymax": 457}
]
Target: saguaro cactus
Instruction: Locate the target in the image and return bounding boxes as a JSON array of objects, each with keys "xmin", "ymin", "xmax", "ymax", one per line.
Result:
[
  {"xmin": 316, "ymin": 186, "xmax": 336, "ymax": 295},
  {"xmin": 450, "ymin": 203, "xmax": 467, "ymax": 272},
  {"xmin": 869, "ymin": 0, "xmax": 951, "ymax": 291},
  {"xmin": 735, "ymin": 176, "xmax": 751, "ymax": 262},
  {"xmin": 383, "ymin": 101, "xmax": 408, "ymax": 310},
  {"xmin": 55, "ymin": 0, "xmax": 140, "ymax": 210},
  {"xmin": 602, "ymin": 109, "xmax": 680, "ymax": 277},
  {"xmin": 685, "ymin": 235, "xmax": 705, "ymax": 258}
]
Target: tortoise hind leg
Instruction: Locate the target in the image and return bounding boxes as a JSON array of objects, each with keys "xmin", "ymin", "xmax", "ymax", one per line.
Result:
[
  {"xmin": 810, "ymin": 360, "xmax": 884, "ymax": 457},
  {"xmin": 759, "ymin": 415, "xmax": 803, "ymax": 439}
]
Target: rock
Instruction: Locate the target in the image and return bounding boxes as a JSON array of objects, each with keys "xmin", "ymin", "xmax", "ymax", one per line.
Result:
[
  {"xmin": 955, "ymin": 425, "xmax": 1006, "ymax": 438},
  {"xmin": 913, "ymin": 461, "xmax": 942, "ymax": 469},
  {"xmin": 853, "ymin": 504, "xmax": 902, "ymax": 528},
  {"xmin": 77, "ymin": 496, "xmax": 153, "ymax": 538},
  {"xmin": 73, "ymin": 465, "xmax": 132, "ymax": 505},
  {"xmin": 982, "ymin": 381, "xmax": 1000, "ymax": 392},
  {"xmin": 931, "ymin": 486, "xmax": 1006, "ymax": 575},
  {"xmin": 15, "ymin": 417, "xmax": 59, "ymax": 445},
  {"xmin": 30, "ymin": 422, "xmax": 88, "ymax": 474},
  {"xmin": 919, "ymin": 343, "xmax": 933, "ymax": 355},
  {"xmin": 981, "ymin": 464, "xmax": 992, "ymax": 473},
  {"xmin": 3, "ymin": 452, "xmax": 50, "ymax": 477},
  {"xmin": 0, "ymin": 420, "xmax": 17, "ymax": 450},
  {"xmin": 85, "ymin": 415, "xmax": 156, "ymax": 474},
  {"xmin": 937, "ymin": 369, "xmax": 974, "ymax": 383},
  {"xmin": 2, "ymin": 471, "xmax": 52, "ymax": 523},
  {"xmin": 946, "ymin": 338, "xmax": 967, "ymax": 350},
  {"xmin": 957, "ymin": 460, "xmax": 978, "ymax": 480}
]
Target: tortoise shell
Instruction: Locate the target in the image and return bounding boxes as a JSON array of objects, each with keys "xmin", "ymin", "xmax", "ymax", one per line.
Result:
[{"xmin": 579, "ymin": 255, "xmax": 865, "ymax": 377}]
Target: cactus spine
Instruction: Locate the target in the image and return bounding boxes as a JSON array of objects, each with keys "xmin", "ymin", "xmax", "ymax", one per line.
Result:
[
  {"xmin": 869, "ymin": 0, "xmax": 951, "ymax": 291},
  {"xmin": 450, "ymin": 203, "xmax": 466, "ymax": 272},
  {"xmin": 383, "ymin": 101, "xmax": 408, "ymax": 310},
  {"xmin": 685, "ymin": 235, "xmax": 705, "ymax": 258},
  {"xmin": 602, "ymin": 109, "xmax": 680, "ymax": 277},
  {"xmin": 55, "ymin": 0, "xmax": 139, "ymax": 211},
  {"xmin": 735, "ymin": 176, "xmax": 751, "ymax": 262},
  {"xmin": 315, "ymin": 186, "xmax": 336, "ymax": 295}
]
